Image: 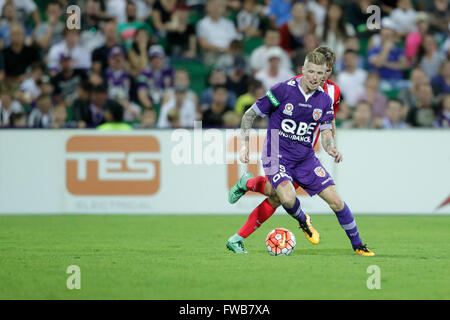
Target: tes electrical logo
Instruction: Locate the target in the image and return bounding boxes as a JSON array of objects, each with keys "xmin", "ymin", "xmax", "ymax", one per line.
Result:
[{"xmin": 66, "ymin": 136, "xmax": 160, "ymax": 195}]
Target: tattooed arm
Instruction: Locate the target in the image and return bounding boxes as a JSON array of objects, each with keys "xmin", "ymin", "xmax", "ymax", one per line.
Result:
[
  {"xmin": 239, "ymin": 105, "xmax": 259, "ymax": 163},
  {"xmin": 321, "ymin": 128, "xmax": 343, "ymax": 163}
]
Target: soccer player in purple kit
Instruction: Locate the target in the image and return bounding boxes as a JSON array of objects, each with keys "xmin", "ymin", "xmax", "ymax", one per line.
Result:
[{"xmin": 226, "ymin": 51, "xmax": 375, "ymax": 256}]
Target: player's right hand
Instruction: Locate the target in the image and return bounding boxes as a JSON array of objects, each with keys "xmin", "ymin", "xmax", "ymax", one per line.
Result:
[{"xmin": 239, "ymin": 145, "xmax": 249, "ymax": 163}]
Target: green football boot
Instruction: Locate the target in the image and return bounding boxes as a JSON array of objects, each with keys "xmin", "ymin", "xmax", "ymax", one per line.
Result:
[
  {"xmin": 228, "ymin": 172, "xmax": 254, "ymax": 204},
  {"xmin": 226, "ymin": 234, "xmax": 248, "ymax": 254}
]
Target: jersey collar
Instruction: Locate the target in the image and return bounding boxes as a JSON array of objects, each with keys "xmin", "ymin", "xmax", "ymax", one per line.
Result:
[{"xmin": 296, "ymin": 76, "xmax": 323, "ymax": 102}]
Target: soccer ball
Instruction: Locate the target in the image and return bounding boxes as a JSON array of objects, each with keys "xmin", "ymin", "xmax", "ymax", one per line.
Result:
[{"xmin": 265, "ymin": 228, "xmax": 296, "ymax": 256}]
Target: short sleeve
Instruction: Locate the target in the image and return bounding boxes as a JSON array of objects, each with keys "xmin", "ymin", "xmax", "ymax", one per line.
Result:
[
  {"xmin": 253, "ymin": 82, "xmax": 285, "ymax": 118},
  {"xmin": 319, "ymin": 95, "xmax": 334, "ymax": 131}
]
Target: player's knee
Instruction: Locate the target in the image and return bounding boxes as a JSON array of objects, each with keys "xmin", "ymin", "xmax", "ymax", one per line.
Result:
[
  {"xmin": 265, "ymin": 182, "xmax": 276, "ymax": 197},
  {"xmin": 329, "ymin": 197, "xmax": 344, "ymax": 212},
  {"xmin": 268, "ymin": 194, "xmax": 281, "ymax": 208},
  {"xmin": 280, "ymin": 193, "xmax": 296, "ymax": 209}
]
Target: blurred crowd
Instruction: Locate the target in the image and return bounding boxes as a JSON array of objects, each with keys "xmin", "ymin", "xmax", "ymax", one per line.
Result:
[{"xmin": 0, "ymin": 0, "xmax": 448, "ymax": 130}]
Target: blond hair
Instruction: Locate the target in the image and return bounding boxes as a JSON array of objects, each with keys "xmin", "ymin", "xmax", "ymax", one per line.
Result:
[
  {"xmin": 313, "ymin": 46, "xmax": 336, "ymax": 66},
  {"xmin": 304, "ymin": 51, "xmax": 327, "ymax": 66}
]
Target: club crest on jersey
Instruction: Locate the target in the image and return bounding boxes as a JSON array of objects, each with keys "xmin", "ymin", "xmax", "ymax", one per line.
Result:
[
  {"xmin": 313, "ymin": 108, "xmax": 322, "ymax": 121},
  {"xmin": 287, "ymin": 79, "xmax": 296, "ymax": 86},
  {"xmin": 283, "ymin": 103, "xmax": 294, "ymax": 116},
  {"xmin": 314, "ymin": 166, "xmax": 326, "ymax": 178}
]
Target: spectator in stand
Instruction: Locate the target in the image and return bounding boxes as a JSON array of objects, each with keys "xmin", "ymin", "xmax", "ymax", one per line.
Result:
[
  {"xmin": 334, "ymin": 36, "xmax": 365, "ymax": 72},
  {"xmin": 0, "ymin": 83, "xmax": 23, "ymax": 127},
  {"xmin": 307, "ymin": 0, "xmax": 329, "ymax": 27},
  {"xmin": 151, "ymin": 0, "xmax": 178, "ymax": 37},
  {"xmin": 137, "ymin": 45, "xmax": 175, "ymax": 108},
  {"xmin": 316, "ymin": 2, "xmax": 356, "ymax": 61},
  {"xmin": 334, "ymin": 100, "xmax": 351, "ymax": 128},
  {"xmin": 164, "ymin": 4, "xmax": 197, "ymax": 58},
  {"xmin": 215, "ymin": 39, "xmax": 246, "ymax": 74},
  {"xmin": 267, "ymin": 0, "xmax": 293, "ymax": 27},
  {"xmin": 278, "ymin": 2, "xmax": 312, "ymax": 56},
  {"xmin": 389, "ymin": 0, "xmax": 417, "ymax": 36},
  {"xmin": 355, "ymin": 72, "xmax": 387, "ymax": 118},
  {"xmin": 84, "ymin": 83, "xmax": 109, "ymax": 128},
  {"xmin": 200, "ymin": 68, "xmax": 236, "ymax": 112},
  {"xmin": 97, "ymin": 100, "xmax": 133, "ymax": 131},
  {"xmin": 236, "ymin": 0, "xmax": 262, "ymax": 38},
  {"xmin": 51, "ymin": 104, "xmax": 70, "ymax": 129},
  {"xmin": 105, "ymin": 46, "xmax": 132, "ymax": 102},
  {"xmin": 162, "ymin": 69, "xmax": 198, "ymax": 107},
  {"xmin": 28, "ymin": 93, "xmax": 54, "ymax": 128},
  {"xmin": 135, "ymin": 108, "xmax": 157, "ymax": 128},
  {"xmin": 2, "ymin": 23, "xmax": 39, "ymax": 82},
  {"xmin": 51, "ymin": 53, "xmax": 88, "ymax": 106},
  {"xmin": 107, "ymin": 0, "xmax": 154, "ymax": 24},
  {"xmin": 127, "ymin": 27, "xmax": 152, "ymax": 76},
  {"xmin": 9, "ymin": 111, "xmax": 27, "ymax": 128},
  {"xmin": 18, "ymin": 62, "xmax": 45, "ymax": 105},
  {"xmin": 234, "ymin": 78, "xmax": 265, "ymax": 115},
  {"xmin": 47, "ymin": 28, "xmax": 92, "ymax": 75},
  {"xmin": 0, "ymin": 0, "xmax": 41, "ymax": 28},
  {"xmin": 81, "ymin": 0, "xmax": 108, "ymax": 31},
  {"xmin": 0, "ymin": 1, "xmax": 18, "ymax": 49},
  {"xmin": 418, "ymin": 33, "xmax": 445, "ymax": 80},
  {"xmin": 196, "ymin": 0, "xmax": 239, "ymax": 66},
  {"xmin": 104, "ymin": 46, "xmax": 141, "ymax": 122},
  {"xmin": 406, "ymin": 83, "xmax": 437, "ymax": 127},
  {"xmin": 92, "ymin": 19, "xmax": 121, "ymax": 76},
  {"xmin": 222, "ymin": 110, "xmax": 241, "ymax": 128},
  {"xmin": 255, "ymin": 46, "xmax": 295, "ymax": 91},
  {"xmin": 368, "ymin": 17, "xmax": 409, "ymax": 90},
  {"xmin": 118, "ymin": 0, "xmax": 153, "ymax": 50},
  {"xmin": 158, "ymin": 84, "xmax": 196, "ymax": 128},
  {"xmin": 433, "ymin": 94, "xmax": 450, "ymax": 128},
  {"xmin": 425, "ymin": 0, "xmax": 450, "ymax": 37},
  {"xmin": 226, "ymin": 55, "xmax": 250, "ymax": 98},
  {"xmin": 71, "ymin": 81, "xmax": 92, "ymax": 128},
  {"xmin": 397, "ymin": 67, "xmax": 430, "ymax": 109},
  {"xmin": 34, "ymin": 1, "xmax": 65, "ymax": 54},
  {"xmin": 382, "ymin": 98, "xmax": 409, "ymax": 129},
  {"xmin": 202, "ymin": 84, "xmax": 228, "ymax": 127},
  {"xmin": 404, "ymin": 11, "xmax": 430, "ymax": 66},
  {"xmin": 292, "ymin": 32, "xmax": 320, "ymax": 74},
  {"xmin": 344, "ymin": 0, "xmax": 374, "ymax": 36},
  {"xmin": 250, "ymin": 27, "xmax": 292, "ymax": 74},
  {"xmin": 431, "ymin": 60, "xmax": 450, "ymax": 96},
  {"xmin": 336, "ymin": 49, "xmax": 368, "ymax": 107},
  {"xmin": 343, "ymin": 100, "xmax": 374, "ymax": 129}
]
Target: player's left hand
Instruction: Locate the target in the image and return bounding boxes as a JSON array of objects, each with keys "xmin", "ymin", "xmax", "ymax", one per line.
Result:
[{"xmin": 327, "ymin": 148, "xmax": 343, "ymax": 163}]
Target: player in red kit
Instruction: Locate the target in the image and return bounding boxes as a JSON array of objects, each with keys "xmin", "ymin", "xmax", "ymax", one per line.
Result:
[{"xmin": 226, "ymin": 47, "xmax": 370, "ymax": 255}]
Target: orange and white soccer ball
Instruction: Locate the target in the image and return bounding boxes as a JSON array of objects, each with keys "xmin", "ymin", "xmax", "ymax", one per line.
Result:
[{"xmin": 265, "ymin": 228, "xmax": 296, "ymax": 256}]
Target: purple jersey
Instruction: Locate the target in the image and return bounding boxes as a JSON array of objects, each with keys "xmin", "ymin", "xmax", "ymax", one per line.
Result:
[
  {"xmin": 137, "ymin": 66, "xmax": 175, "ymax": 104},
  {"xmin": 255, "ymin": 77, "xmax": 336, "ymax": 195},
  {"xmin": 106, "ymin": 68, "xmax": 131, "ymax": 100},
  {"xmin": 254, "ymin": 77, "xmax": 334, "ymax": 162}
]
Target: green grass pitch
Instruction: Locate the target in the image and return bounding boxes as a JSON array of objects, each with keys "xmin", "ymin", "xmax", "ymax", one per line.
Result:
[{"xmin": 0, "ymin": 214, "xmax": 449, "ymax": 299}]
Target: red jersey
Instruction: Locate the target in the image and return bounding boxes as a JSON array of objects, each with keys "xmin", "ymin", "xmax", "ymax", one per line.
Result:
[{"xmin": 293, "ymin": 75, "xmax": 341, "ymax": 147}]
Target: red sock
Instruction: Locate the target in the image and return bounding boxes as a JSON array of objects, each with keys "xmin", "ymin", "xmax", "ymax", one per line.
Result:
[
  {"xmin": 246, "ymin": 176, "xmax": 266, "ymax": 195},
  {"xmin": 237, "ymin": 199, "xmax": 276, "ymax": 238}
]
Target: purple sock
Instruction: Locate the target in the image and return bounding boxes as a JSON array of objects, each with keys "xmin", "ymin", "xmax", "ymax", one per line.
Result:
[
  {"xmin": 334, "ymin": 203, "xmax": 362, "ymax": 248},
  {"xmin": 283, "ymin": 198, "xmax": 306, "ymax": 224}
]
